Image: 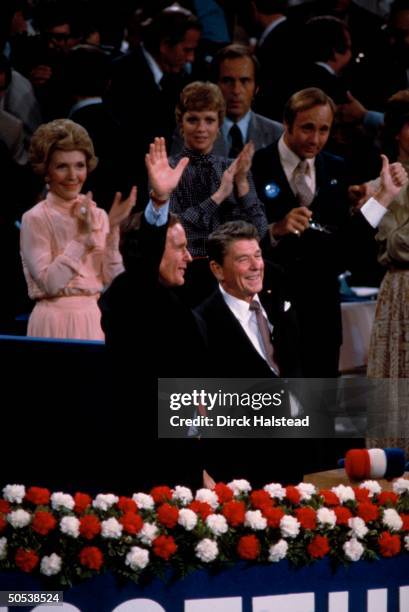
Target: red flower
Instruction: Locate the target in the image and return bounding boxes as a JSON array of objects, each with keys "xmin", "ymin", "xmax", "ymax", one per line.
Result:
[
  {"xmin": 79, "ymin": 546, "xmax": 104, "ymax": 570},
  {"xmin": 25, "ymin": 487, "xmax": 50, "ymax": 506},
  {"xmin": 357, "ymin": 502, "xmax": 379, "ymax": 523},
  {"xmin": 285, "ymin": 486, "xmax": 301, "ymax": 505},
  {"xmin": 150, "ymin": 486, "xmax": 173, "ymax": 504},
  {"xmin": 32, "ymin": 511, "xmax": 56, "ymax": 536},
  {"xmin": 0, "ymin": 500, "xmax": 10, "ymax": 514},
  {"xmin": 319, "ymin": 490, "xmax": 339, "ymax": 506},
  {"xmin": 295, "ymin": 507, "xmax": 317, "ymax": 530},
  {"xmin": 378, "ymin": 492, "xmax": 398, "ymax": 506},
  {"xmin": 74, "ymin": 492, "xmax": 92, "ymax": 514},
  {"xmin": 400, "ymin": 513, "xmax": 409, "ymax": 531},
  {"xmin": 79, "ymin": 515, "xmax": 101, "ymax": 540},
  {"xmin": 262, "ymin": 506, "xmax": 285, "ymax": 528},
  {"xmin": 307, "ymin": 535, "xmax": 330, "ymax": 559},
  {"xmin": 153, "ymin": 535, "xmax": 177, "ymax": 560},
  {"xmin": 237, "ymin": 535, "xmax": 260, "ymax": 560},
  {"xmin": 15, "ymin": 548, "xmax": 39, "ymax": 573},
  {"xmin": 222, "ymin": 500, "xmax": 246, "ymax": 527},
  {"xmin": 214, "ymin": 483, "xmax": 234, "ymax": 504},
  {"xmin": 120, "ymin": 512, "xmax": 143, "ymax": 535},
  {"xmin": 188, "ymin": 501, "xmax": 213, "ymax": 520},
  {"xmin": 117, "ymin": 496, "xmax": 138, "ymax": 514},
  {"xmin": 334, "ymin": 506, "xmax": 353, "ymax": 526},
  {"xmin": 353, "ymin": 488, "xmax": 370, "ymax": 503},
  {"xmin": 0, "ymin": 516, "xmax": 7, "ymax": 533},
  {"xmin": 157, "ymin": 503, "xmax": 179, "ymax": 529},
  {"xmin": 378, "ymin": 532, "xmax": 401, "ymax": 557},
  {"xmin": 250, "ymin": 490, "xmax": 272, "ymax": 511}
]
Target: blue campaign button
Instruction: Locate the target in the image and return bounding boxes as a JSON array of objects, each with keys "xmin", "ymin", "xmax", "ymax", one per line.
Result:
[
  {"xmin": 264, "ymin": 182, "xmax": 280, "ymax": 198},
  {"xmin": 330, "ymin": 178, "xmax": 338, "ymax": 186}
]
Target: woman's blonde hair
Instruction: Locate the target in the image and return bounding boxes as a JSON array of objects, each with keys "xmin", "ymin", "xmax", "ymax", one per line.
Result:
[
  {"xmin": 29, "ymin": 119, "xmax": 98, "ymax": 176},
  {"xmin": 175, "ymin": 81, "xmax": 225, "ymax": 126}
]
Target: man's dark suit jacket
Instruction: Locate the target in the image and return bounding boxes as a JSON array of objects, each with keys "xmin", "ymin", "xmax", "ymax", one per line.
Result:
[
  {"xmin": 194, "ymin": 263, "xmax": 300, "ymax": 379},
  {"xmin": 252, "ymin": 141, "xmax": 371, "ymax": 377},
  {"xmin": 295, "ymin": 63, "xmax": 349, "ymax": 105},
  {"xmin": 254, "ymin": 18, "xmax": 302, "ymax": 121},
  {"xmin": 99, "ymin": 216, "xmax": 207, "ymax": 492},
  {"xmin": 192, "ymin": 264, "xmax": 315, "ymax": 487},
  {"xmin": 106, "ymin": 45, "xmax": 190, "ymax": 197}
]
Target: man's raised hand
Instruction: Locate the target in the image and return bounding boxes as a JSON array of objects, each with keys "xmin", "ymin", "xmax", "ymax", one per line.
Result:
[{"xmin": 145, "ymin": 137, "xmax": 189, "ymax": 202}]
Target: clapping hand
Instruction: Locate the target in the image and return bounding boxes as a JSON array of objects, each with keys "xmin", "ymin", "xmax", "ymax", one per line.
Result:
[
  {"xmin": 375, "ymin": 154, "xmax": 408, "ymax": 207},
  {"xmin": 145, "ymin": 137, "xmax": 189, "ymax": 203},
  {"xmin": 72, "ymin": 192, "xmax": 98, "ymax": 248},
  {"xmin": 108, "ymin": 186, "xmax": 137, "ymax": 228},
  {"xmin": 234, "ymin": 142, "xmax": 255, "ymax": 195}
]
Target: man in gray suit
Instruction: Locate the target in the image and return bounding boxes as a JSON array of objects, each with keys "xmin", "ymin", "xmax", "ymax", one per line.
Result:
[{"xmin": 171, "ymin": 44, "xmax": 283, "ymax": 156}]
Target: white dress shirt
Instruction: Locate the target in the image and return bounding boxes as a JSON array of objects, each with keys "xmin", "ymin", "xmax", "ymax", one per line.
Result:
[{"xmin": 219, "ymin": 284, "xmax": 276, "ymax": 371}]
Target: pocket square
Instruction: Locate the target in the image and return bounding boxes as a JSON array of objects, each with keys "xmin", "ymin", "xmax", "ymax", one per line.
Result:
[{"xmin": 284, "ymin": 301, "xmax": 291, "ymax": 312}]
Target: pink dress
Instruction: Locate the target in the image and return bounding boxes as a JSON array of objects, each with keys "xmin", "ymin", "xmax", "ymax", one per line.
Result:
[{"xmin": 20, "ymin": 191, "xmax": 124, "ymax": 340}]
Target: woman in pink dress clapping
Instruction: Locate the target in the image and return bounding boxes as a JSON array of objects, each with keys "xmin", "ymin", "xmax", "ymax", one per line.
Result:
[{"xmin": 20, "ymin": 119, "xmax": 136, "ymax": 340}]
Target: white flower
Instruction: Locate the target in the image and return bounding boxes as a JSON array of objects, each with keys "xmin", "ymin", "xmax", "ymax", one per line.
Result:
[
  {"xmin": 245, "ymin": 510, "xmax": 267, "ymax": 531},
  {"xmin": 132, "ymin": 493, "xmax": 155, "ymax": 511},
  {"xmin": 195, "ymin": 488, "xmax": 219, "ymax": 509},
  {"xmin": 2, "ymin": 484, "xmax": 25, "ymax": 504},
  {"xmin": 40, "ymin": 553, "xmax": 62, "ymax": 576},
  {"xmin": 7, "ymin": 509, "xmax": 31, "ymax": 528},
  {"xmin": 405, "ymin": 535, "xmax": 409, "ymax": 552},
  {"xmin": 360, "ymin": 480, "xmax": 381, "ymax": 497},
  {"xmin": 263, "ymin": 483, "xmax": 286, "ymax": 500},
  {"xmin": 331, "ymin": 485, "xmax": 355, "ymax": 504},
  {"xmin": 296, "ymin": 482, "xmax": 316, "ymax": 501},
  {"xmin": 195, "ymin": 538, "xmax": 219, "ymax": 563},
  {"xmin": 137, "ymin": 522, "xmax": 158, "ymax": 546},
  {"xmin": 317, "ymin": 508, "xmax": 337, "ymax": 529},
  {"xmin": 268, "ymin": 539, "xmax": 288, "ymax": 562},
  {"xmin": 60, "ymin": 516, "xmax": 80, "ymax": 538},
  {"xmin": 101, "ymin": 517, "xmax": 123, "ymax": 539},
  {"xmin": 51, "ymin": 492, "xmax": 75, "ymax": 511},
  {"xmin": 343, "ymin": 538, "xmax": 364, "ymax": 562},
  {"xmin": 125, "ymin": 546, "xmax": 149, "ymax": 570},
  {"xmin": 382, "ymin": 508, "xmax": 403, "ymax": 532},
  {"xmin": 227, "ymin": 479, "xmax": 252, "ymax": 496},
  {"xmin": 92, "ymin": 494, "xmax": 119, "ymax": 512},
  {"xmin": 280, "ymin": 515, "xmax": 300, "ymax": 538},
  {"xmin": 0, "ymin": 537, "xmax": 7, "ymax": 560},
  {"xmin": 178, "ymin": 508, "xmax": 197, "ymax": 531},
  {"xmin": 205, "ymin": 514, "xmax": 228, "ymax": 536},
  {"xmin": 348, "ymin": 517, "xmax": 368, "ymax": 539},
  {"xmin": 172, "ymin": 486, "xmax": 193, "ymax": 506},
  {"xmin": 393, "ymin": 478, "xmax": 409, "ymax": 495}
]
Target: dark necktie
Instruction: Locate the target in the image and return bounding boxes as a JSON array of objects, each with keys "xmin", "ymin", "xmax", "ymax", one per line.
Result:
[
  {"xmin": 293, "ymin": 159, "xmax": 314, "ymax": 207},
  {"xmin": 249, "ymin": 300, "xmax": 280, "ymax": 375},
  {"xmin": 229, "ymin": 123, "xmax": 244, "ymax": 158}
]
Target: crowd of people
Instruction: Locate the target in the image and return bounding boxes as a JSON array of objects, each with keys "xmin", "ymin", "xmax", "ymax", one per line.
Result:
[{"xmin": 2, "ymin": 0, "xmax": 409, "ymax": 490}]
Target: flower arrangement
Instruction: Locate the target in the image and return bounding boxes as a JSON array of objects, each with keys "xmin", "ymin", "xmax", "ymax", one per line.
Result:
[{"xmin": 0, "ymin": 478, "xmax": 409, "ymax": 587}]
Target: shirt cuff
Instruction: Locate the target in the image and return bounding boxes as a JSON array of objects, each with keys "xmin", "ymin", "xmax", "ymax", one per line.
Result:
[
  {"xmin": 144, "ymin": 200, "xmax": 169, "ymax": 226},
  {"xmin": 360, "ymin": 197, "xmax": 388, "ymax": 228}
]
